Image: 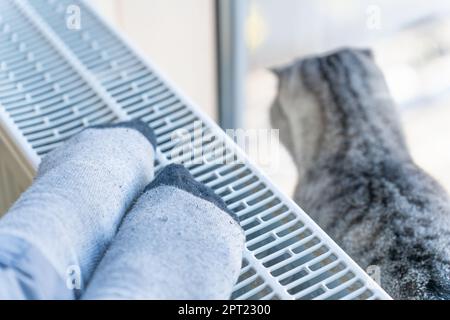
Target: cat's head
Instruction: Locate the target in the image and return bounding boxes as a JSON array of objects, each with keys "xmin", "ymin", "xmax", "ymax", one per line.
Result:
[{"xmin": 270, "ymin": 48, "xmax": 403, "ymax": 177}]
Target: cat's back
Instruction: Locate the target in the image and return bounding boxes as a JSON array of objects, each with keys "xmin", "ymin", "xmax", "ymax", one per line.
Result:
[
  {"xmin": 301, "ymin": 155, "xmax": 450, "ymax": 299},
  {"xmin": 273, "ymin": 48, "xmax": 450, "ymax": 299}
]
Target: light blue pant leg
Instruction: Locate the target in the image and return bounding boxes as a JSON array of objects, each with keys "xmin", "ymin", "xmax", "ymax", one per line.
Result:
[{"xmin": 0, "ymin": 235, "xmax": 72, "ymax": 299}]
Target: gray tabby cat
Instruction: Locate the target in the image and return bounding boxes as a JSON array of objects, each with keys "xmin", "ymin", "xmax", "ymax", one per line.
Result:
[{"xmin": 270, "ymin": 48, "xmax": 450, "ymax": 300}]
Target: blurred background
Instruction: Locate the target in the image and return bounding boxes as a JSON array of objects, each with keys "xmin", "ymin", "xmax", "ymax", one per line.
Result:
[{"xmin": 91, "ymin": 0, "xmax": 450, "ymax": 196}]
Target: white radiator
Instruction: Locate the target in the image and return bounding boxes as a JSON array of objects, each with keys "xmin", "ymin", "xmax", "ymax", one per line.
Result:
[{"xmin": 0, "ymin": 0, "xmax": 391, "ymax": 300}]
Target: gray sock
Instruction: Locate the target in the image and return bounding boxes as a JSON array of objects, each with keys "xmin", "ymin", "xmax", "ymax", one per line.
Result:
[
  {"xmin": 83, "ymin": 164, "xmax": 245, "ymax": 300},
  {"xmin": 0, "ymin": 120, "xmax": 156, "ymax": 298}
]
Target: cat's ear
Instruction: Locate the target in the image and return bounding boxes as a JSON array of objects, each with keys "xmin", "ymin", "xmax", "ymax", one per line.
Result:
[
  {"xmin": 359, "ymin": 49, "xmax": 374, "ymax": 60},
  {"xmin": 269, "ymin": 66, "xmax": 284, "ymax": 78}
]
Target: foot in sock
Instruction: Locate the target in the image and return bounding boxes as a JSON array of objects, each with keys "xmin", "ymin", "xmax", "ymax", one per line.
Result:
[
  {"xmin": 0, "ymin": 120, "xmax": 156, "ymax": 299},
  {"xmin": 83, "ymin": 164, "xmax": 245, "ymax": 300}
]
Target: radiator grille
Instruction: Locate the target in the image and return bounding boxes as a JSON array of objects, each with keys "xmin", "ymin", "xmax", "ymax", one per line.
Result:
[{"xmin": 0, "ymin": 0, "xmax": 117, "ymax": 156}]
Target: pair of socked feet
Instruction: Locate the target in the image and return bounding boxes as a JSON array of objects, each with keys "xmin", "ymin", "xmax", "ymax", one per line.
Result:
[{"xmin": 0, "ymin": 120, "xmax": 244, "ymax": 300}]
